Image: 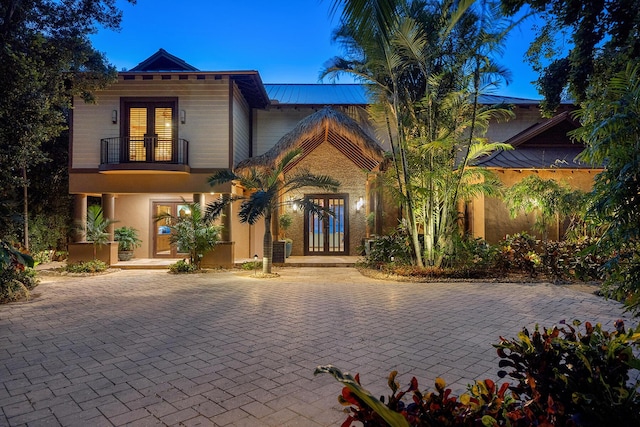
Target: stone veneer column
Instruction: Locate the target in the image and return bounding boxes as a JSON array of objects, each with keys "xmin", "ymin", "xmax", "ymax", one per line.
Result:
[{"xmin": 221, "ymin": 196, "xmax": 231, "ymax": 242}]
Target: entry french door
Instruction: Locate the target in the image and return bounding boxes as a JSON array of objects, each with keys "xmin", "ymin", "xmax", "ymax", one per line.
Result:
[
  {"xmin": 304, "ymin": 194, "xmax": 349, "ymax": 255},
  {"xmin": 153, "ymin": 202, "xmax": 191, "ymax": 257},
  {"xmin": 124, "ymin": 99, "xmax": 176, "ymax": 163}
]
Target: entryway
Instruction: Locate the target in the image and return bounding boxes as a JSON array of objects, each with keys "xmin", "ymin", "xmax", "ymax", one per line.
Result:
[
  {"xmin": 152, "ymin": 201, "xmax": 191, "ymax": 257},
  {"xmin": 304, "ymin": 194, "xmax": 349, "ymax": 255}
]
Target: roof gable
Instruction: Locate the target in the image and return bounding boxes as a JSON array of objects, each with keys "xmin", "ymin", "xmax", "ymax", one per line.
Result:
[
  {"xmin": 474, "ymin": 111, "xmax": 597, "ymax": 169},
  {"xmin": 236, "ymin": 107, "xmax": 385, "ymax": 172},
  {"xmin": 129, "ymin": 49, "xmax": 199, "ymax": 72}
]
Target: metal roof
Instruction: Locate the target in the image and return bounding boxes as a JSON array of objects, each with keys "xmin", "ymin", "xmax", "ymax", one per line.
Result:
[
  {"xmin": 265, "ymin": 84, "xmax": 370, "ymax": 105},
  {"xmin": 474, "ymin": 147, "xmax": 592, "ymax": 169},
  {"xmin": 265, "ymin": 84, "xmax": 545, "ymax": 106}
]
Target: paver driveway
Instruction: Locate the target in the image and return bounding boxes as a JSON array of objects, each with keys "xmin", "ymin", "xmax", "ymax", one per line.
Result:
[{"xmin": 0, "ymin": 268, "xmax": 632, "ymax": 426}]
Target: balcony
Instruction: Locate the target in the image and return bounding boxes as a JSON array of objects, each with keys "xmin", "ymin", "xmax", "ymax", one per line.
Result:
[{"xmin": 99, "ymin": 137, "xmax": 190, "ymax": 173}]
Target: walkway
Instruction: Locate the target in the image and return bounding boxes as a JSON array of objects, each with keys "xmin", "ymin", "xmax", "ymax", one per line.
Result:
[{"xmin": 0, "ymin": 268, "xmax": 632, "ymax": 426}]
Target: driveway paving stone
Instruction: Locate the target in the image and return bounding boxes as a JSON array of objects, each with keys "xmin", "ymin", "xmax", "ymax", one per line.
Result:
[{"xmin": 0, "ymin": 268, "xmax": 633, "ymax": 426}]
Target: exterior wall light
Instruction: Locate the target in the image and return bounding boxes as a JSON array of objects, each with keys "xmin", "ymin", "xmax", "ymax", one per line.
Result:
[
  {"xmin": 111, "ymin": 110, "xmax": 117, "ymax": 124},
  {"xmin": 356, "ymin": 197, "xmax": 364, "ymax": 212},
  {"xmin": 180, "ymin": 110, "xmax": 186, "ymax": 124}
]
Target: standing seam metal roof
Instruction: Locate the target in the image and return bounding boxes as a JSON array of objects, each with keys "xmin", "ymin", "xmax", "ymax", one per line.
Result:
[{"xmin": 264, "ymin": 84, "xmax": 544, "ymax": 106}]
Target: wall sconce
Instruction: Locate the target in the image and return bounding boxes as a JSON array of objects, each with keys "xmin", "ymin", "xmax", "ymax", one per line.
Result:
[
  {"xmin": 180, "ymin": 110, "xmax": 186, "ymax": 124},
  {"xmin": 290, "ymin": 197, "xmax": 299, "ymax": 212},
  {"xmin": 356, "ymin": 197, "xmax": 364, "ymax": 212},
  {"xmin": 111, "ymin": 110, "xmax": 117, "ymax": 124}
]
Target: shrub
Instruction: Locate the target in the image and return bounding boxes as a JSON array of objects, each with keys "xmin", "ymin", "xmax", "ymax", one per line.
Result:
[
  {"xmin": 318, "ymin": 320, "xmax": 640, "ymax": 427},
  {"xmin": 241, "ymin": 260, "xmax": 263, "ymax": 271},
  {"xmin": 495, "ymin": 233, "xmax": 539, "ymax": 276},
  {"xmin": 445, "ymin": 235, "xmax": 497, "ymax": 271},
  {"xmin": 496, "ymin": 320, "xmax": 640, "ymax": 426},
  {"xmin": 65, "ymin": 259, "xmax": 108, "ymax": 273},
  {"xmin": 362, "ymin": 230, "xmax": 413, "ymax": 268},
  {"xmin": 1, "ymin": 241, "xmax": 38, "ymax": 303},
  {"xmin": 169, "ymin": 259, "xmax": 199, "ymax": 273}
]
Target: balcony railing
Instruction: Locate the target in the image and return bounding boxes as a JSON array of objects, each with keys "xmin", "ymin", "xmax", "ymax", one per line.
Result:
[{"xmin": 100, "ymin": 137, "xmax": 189, "ymax": 170}]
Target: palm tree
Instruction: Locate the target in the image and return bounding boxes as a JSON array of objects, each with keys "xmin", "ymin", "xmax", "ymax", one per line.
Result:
[
  {"xmin": 207, "ymin": 150, "xmax": 340, "ymax": 274},
  {"xmin": 325, "ymin": 0, "xmax": 515, "ymax": 267},
  {"xmin": 84, "ymin": 205, "xmax": 118, "ymax": 260},
  {"xmin": 156, "ymin": 201, "xmax": 221, "ymax": 269}
]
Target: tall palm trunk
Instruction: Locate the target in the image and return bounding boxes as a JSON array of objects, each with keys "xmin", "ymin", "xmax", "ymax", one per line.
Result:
[{"xmin": 262, "ymin": 212, "xmax": 273, "ymax": 274}]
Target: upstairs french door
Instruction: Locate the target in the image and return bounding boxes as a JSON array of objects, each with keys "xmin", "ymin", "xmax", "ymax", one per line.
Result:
[
  {"xmin": 304, "ymin": 194, "xmax": 349, "ymax": 255},
  {"xmin": 123, "ymin": 98, "xmax": 176, "ymax": 163}
]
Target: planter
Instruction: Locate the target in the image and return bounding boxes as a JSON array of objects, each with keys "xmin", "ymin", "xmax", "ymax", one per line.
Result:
[
  {"xmin": 285, "ymin": 240, "xmax": 293, "ymax": 258},
  {"xmin": 118, "ymin": 250, "xmax": 133, "ymax": 261}
]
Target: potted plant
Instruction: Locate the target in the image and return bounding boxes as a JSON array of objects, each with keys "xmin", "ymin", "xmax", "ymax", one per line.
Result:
[
  {"xmin": 114, "ymin": 226, "xmax": 141, "ymax": 261},
  {"xmin": 279, "ymin": 213, "xmax": 293, "ymax": 258}
]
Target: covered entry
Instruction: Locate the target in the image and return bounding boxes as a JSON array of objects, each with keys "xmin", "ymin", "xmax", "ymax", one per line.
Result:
[{"xmin": 305, "ymin": 194, "xmax": 349, "ymax": 255}]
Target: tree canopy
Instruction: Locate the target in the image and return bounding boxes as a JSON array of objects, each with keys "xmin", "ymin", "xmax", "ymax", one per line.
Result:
[
  {"xmin": 0, "ymin": 0, "xmax": 134, "ymax": 244},
  {"xmin": 500, "ymin": 0, "xmax": 640, "ymax": 113}
]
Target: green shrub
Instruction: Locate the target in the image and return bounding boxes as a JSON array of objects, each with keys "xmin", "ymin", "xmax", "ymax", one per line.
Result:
[
  {"xmin": 65, "ymin": 259, "xmax": 108, "ymax": 273},
  {"xmin": 445, "ymin": 235, "xmax": 497, "ymax": 271},
  {"xmin": 362, "ymin": 230, "xmax": 413, "ymax": 268},
  {"xmin": 28, "ymin": 213, "xmax": 68, "ymax": 254},
  {"xmin": 241, "ymin": 260, "xmax": 263, "ymax": 271},
  {"xmin": 1, "ymin": 241, "xmax": 37, "ymax": 303},
  {"xmin": 169, "ymin": 259, "xmax": 199, "ymax": 273},
  {"xmin": 114, "ymin": 226, "xmax": 142, "ymax": 251}
]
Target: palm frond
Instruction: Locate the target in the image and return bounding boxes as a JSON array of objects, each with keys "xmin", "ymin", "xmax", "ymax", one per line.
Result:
[
  {"xmin": 208, "ymin": 170, "xmax": 239, "ymax": 187},
  {"xmin": 205, "ymin": 194, "xmax": 243, "ymax": 221}
]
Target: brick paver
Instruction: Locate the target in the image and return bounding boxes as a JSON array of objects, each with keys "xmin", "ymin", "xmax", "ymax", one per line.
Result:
[{"xmin": 0, "ymin": 268, "xmax": 633, "ymax": 426}]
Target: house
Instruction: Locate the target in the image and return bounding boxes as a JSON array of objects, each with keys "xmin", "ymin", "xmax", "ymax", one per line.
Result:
[{"xmin": 68, "ymin": 49, "xmax": 601, "ymax": 265}]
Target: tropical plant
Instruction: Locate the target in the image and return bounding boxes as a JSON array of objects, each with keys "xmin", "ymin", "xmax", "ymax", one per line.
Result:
[
  {"xmin": 156, "ymin": 201, "xmax": 221, "ymax": 270},
  {"xmin": 278, "ymin": 213, "xmax": 292, "ymax": 239},
  {"xmin": 325, "ymin": 0, "xmax": 515, "ymax": 268},
  {"xmin": 114, "ymin": 226, "xmax": 142, "ymax": 252},
  {"xmin": 571, "ymin": 63, "xmax": 640, "ymax": 314},
  {"xmin": 504, "ymin": 175, "xmax": 589, "ymax": 240},
  {"xmin": 496, "ymin": 320, "xmax": 640, "ymax": 426},
  {"xmin": 168, "ymin": 259, "xmax": 199, "ymax": 274},
  {"xmin": 82, "ymin": 205, "xmax": 118, "ymax": 260},
  {"xmin": 206, "ymin": 149, "xmax": 340, "ymax": 274},
  {"xmin": 1, "ymin": 240, "xmax": 37, "ymax": 303}
]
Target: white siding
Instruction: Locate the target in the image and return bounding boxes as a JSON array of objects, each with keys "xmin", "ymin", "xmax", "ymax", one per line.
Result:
[
  {"xmin": 232, "ymin": 84, "xmax": 250, "ymax": 165},
  {"xmin": 72, "ymin": 76, "xmax": 230, "ymax": 169}
]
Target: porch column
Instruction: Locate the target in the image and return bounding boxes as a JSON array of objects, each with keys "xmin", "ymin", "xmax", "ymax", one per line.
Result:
[
  {"xmin": 73, "ymin": 194, "xmax": 87, "ymax": 242},
  {"xmin": 193, "ymin": 193, "xmax": 204, "ymax": 207},
  {"xmin": 101, "ymin": 193, "xmax": 116, "ymax": 240},
  {"xmin": 221, "ymin": 195, "xmax": 231, "ymax": 242}
]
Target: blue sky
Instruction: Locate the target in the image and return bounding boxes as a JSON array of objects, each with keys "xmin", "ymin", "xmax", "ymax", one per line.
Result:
[{"xmin": 91, "ymin": 0, "xmax": 542, "ymax": 99}]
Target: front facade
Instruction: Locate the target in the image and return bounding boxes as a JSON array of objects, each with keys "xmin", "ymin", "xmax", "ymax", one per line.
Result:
[{"xmin": 69, "ymin": 49, "xmax": 601, "ymax": 265}]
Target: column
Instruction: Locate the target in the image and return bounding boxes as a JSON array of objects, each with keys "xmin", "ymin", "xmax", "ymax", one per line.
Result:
[
  {"xmin": 101, "ymin": 193, "xmax": 116, "ymax": 240},
  {"xmin": 221, "ymin": 196, "xmax": 231, "ymax": 242},
  {"xmin": 73, "ymin": 194, "xmax": 87, "ymax": 242}
]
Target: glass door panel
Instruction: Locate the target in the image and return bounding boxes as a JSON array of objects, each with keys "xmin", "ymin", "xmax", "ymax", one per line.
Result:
[
  {"xmin": 153, "ymin": 202, "xmax": 190, "ymax": 257},
  {"xmin": 124, "ymin": 100, "xmax": 175, "ymax": 163},
  {"xmin": 304, "ymin": 194, "xmax": 349, "ymax": 255},
  {"xmin": 128, "ymin": 107, "xmax": 147, "ymax": 161},
  {"xmin": 155, "ymin": 107, "xmax": 173, "ymax": 161}
]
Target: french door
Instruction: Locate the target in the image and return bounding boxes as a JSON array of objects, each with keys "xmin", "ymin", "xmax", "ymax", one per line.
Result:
[
  {"xmin": 304, "ymin": 194, "xmax": 349, "ymax": 255},
  {"xmin": 153, "ymin": 202, "xmax": 191, "ymax": 257},
  {"xmin": 123, "ymin": 99, "xmax": 176, "ymax": 163}
]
